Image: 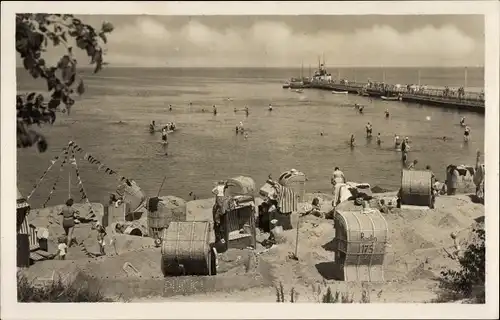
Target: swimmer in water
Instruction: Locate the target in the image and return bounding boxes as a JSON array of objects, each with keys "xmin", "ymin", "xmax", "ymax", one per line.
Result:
[
  {"xmin": 464, "ymin": 126, "xmax": 471, "ymax": 142},
  {"xmin": 460, "ymin": 116, "xmax": 466, "ymax": 126},
  {"xmin": 213, "ymin": 105, "xmax": 217, "ymax": 115},
  {"xmin": 442, "ymin": 136, "xmax": 447, "ymax": 141},
  {"xmin": 350, "ymin": 134, "xmax": 356, "ymax": 147},
  {"xmin": 320, "ymin": 131, "xmax": 324, "ymax": 136},
  {"xmin": 268, "ymin": 103, "xmax": 273, "ymax": 111},
  {"xmin": 366, "ymin": 122, "xmax": 373, "ymax": 138},
  {"xmin": 244, "ymin": 132, "xmax": 249, "ymax": 140},
  {"xmin": 234, "ymin": 107, "xmax": 237, "ymax": 113},
  {"xmin": 202, "ymin": 108, "xmax": 205, "ymax": 113},
  {"xmin": 376, "ymin": 133, "xmax": 381, "ymax": 145},
  {"xmin": 394, "ymin": 134, "xmax": 401, "ymax": 149},
  {"xmin": 245, "ymin": 106, "xmax": 249, "ymax": 116},
  {"xmin": 161, "ymin": 127, "xmax": 169, "ymax": 155},
  {"xmin": 385, "ymin": 109, "xmax": 390, "ymax": 118},
  {"xmin": 354, "ymin": 103, "xmax": 360, "ymax": 110},
  {"xmin": 169, "ymin": 104, "xmax": 172, "ymax": 111},
  {"xmin": 359, "ymin": 106, "xmax": 364, "ymax": 114}
]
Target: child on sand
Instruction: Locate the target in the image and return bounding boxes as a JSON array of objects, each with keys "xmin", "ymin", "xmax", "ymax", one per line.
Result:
[
  {"xmin": 94, "ymin": 222, "xmax": 107, "ymax": 256},
  {"xmin": 57, "ymin": 236, "xmax": 68, "ymax": 260}
]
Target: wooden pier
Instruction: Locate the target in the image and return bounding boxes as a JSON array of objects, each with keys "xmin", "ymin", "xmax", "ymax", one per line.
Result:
[{"xmin": 296, "ymin": 82, "xmax": 485, "ymax": 114}]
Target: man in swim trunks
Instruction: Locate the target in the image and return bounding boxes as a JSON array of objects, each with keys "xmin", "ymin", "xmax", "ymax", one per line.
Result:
[
  {"xmin": 366, "ymin": 122, "xmax": 373, "ymax": 138},
  {"xmin": 213, "ymin": 105, "xmax": 217, "ymax": 115},
  {"xmin": 460, "ymin": 116, "xmax": 465, "ymax": 126},
  {"xmin": 161, "ymin": 127, "xmax": 168, "ymax": 143},
  {"xmin": 268, "ymin": 104, "xmax": 273, "ymax": 111},
  {"xmin": 394, "ymin": 134, "xmax": 401, "ymax": 149},
  {"xmin": 464, "ymin": 126, "xmax": 471, "ymax": 141}
]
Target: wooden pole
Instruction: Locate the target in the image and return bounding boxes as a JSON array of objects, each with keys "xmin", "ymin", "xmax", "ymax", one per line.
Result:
[
  {"xmin": 464, "ymin": 67, "xmax": 468, "ymax": 89},
  {"xmin": 157, "ymin": 176, "xmax": 167, "ymax": 197},
  {"xmin": 294, "ymin": 215, "xmax": 300, "ymax": 258},
  {"xmin": 68, "ymin": 172, "xmax": 71, "ymax": 199}
]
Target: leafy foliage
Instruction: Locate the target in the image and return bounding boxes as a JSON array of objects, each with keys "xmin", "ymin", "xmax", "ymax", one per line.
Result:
[
  {"xmin": 17, "ymin": 271, "xmax": 112, "ymax": 302},
  {"xmin": 16, "ymin": 14, "xmax": 113, "ymax": 152},
  {"xmin": 438, "ymin": 227, "xmax": 485, "ymax": 303}
]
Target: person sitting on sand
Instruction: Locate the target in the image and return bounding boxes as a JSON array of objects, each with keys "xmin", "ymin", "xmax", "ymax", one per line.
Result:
[
  {"xmin": 302, "ymin": 197, "xmax": 322, "ymax": 218},
  {"xmin": 376, "ymin": 133, "xmax": 382, "ymax": 145},
  {"xmin": 57, "ymin": 236, "xmax": 68, "ymax": 260},
  {"xmin": 350, "ymin": 134, "xmax": 356, "ymax": 147},
  {"xmin": 464, "ymin": 126, "xmax": 471, "ymax": 142},
  {"xmin": 60, "ymin": 198, "xmax": 78, "ymax": 247},
  {"xmin": 407, "ymin": 159, "xmax": 418, "ymax": 170},
  {"xmin": 366, "ymin": 122, "xmax": 373, "ymax": 138}
]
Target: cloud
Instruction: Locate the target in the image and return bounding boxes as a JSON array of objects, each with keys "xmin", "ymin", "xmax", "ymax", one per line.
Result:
[{"xmin": 22, "ymin": 16, "xmax": 483, "ymax": 68}]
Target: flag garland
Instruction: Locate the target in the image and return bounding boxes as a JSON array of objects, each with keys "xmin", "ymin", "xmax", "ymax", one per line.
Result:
[
  {"xmin": 69, "ymin": 144, "xmax": 95, "ymax": 217},
  {"xmin": 68, "ymin": 140, "xmax": 128, "ymax": 183},
  {"xmin": 27, "ymin": 145, "xmax": 70, "ymax": 201},
  {"xmin": 42, "ymin": 146, "xmax": 69, "ymax": 208}
]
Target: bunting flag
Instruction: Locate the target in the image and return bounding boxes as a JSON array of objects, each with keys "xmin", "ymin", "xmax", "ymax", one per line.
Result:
[
  {"xmin": 69, "ymin": 140, "xmax": 127, "ymax": 182},
  {"xmin": 70, "ymin": 144, "xmax": 95, "ymax": 217},
  {"xmin": 27, "ymin": 144, "xmax": 70, "ymax": 201},
  {"xmin": 42, "ymin": 146, "xmax": 70, "ymax": 208}
]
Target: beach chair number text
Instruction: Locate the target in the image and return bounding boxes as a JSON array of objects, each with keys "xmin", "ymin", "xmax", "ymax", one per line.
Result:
[{"xmin": 361, "ymin": 244, "xmax": 374, "ymax": 254}]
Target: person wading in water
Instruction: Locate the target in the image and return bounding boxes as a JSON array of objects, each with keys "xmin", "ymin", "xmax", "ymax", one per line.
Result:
[
  {"xmin": 213, "ymin": 105, "xmax": 217, "ymax": 115},
  {"xmin": 350, "ymin": 134, "xmax": 356, "ymax": 148},
  {"xmin": 60, "ymin": 198, "xmax": 78, "ymax": 248},
  {"xmin": 366, "ymin": 122, "xmax": 373, "ymax": 138},
  {"xmin": 161, "ymin": 127, "xmax": 169, "ymax": 155}
]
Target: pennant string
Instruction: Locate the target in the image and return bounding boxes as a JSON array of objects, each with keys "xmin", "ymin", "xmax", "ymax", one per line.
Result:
[
  {"xmin": 70, "ymin": 144, "xmax": 95, "ymax": 216},
  {"xmin": 69, "ymin": 140, "xmax": 129, "ymax": 182},
  {"xmin": 42, "ymin": 146, "xmax": 69, "ymax": 207},
  {"xmin": 27, "ymin": 145, "xmax": 69, "ymax": 200}
]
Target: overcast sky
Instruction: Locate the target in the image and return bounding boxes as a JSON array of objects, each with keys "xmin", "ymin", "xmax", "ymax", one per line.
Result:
[{"xmin": 20, "ymin": 15, "xmax": 485, "ymax": 68}]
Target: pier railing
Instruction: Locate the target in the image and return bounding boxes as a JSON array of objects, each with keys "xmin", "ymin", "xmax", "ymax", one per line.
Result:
[{"xmin": 316, "ymin": 80, "xmax": 485, "ymax": 103}]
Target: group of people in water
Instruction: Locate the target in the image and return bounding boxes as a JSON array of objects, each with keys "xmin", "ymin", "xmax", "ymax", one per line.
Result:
[{"xmin": 346, "ymin": 104, "xmax": 473, "ymax": 169}]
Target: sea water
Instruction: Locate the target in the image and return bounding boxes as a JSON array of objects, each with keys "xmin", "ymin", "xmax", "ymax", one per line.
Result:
[{"xmin": 17, "ymin": 67, "xmax": 485, "ymax": 208}]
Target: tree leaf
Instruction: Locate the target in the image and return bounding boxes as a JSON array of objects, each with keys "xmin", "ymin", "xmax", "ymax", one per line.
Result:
[
  {"xmin": 98, "ymin": 32, "xmax": 107, "ymax": 44},
  {"xmin": 66, "ymin": 72, "xmax": 76, "ymax": 87},
  {"xmin": 23, "ymin": 56, "xmax": 35, "ymax": 70},
  {"xmin": 76, "ymin": 37, "xmax": 87, "ymax": 50},
  {"xmin": 27, "ymin": 92, "xmax": 36, "ymax": 101},
  {"xmin": 48, "ymin": 98, "xmax": 61, "ymax": 109},
  {"xmin": 53, "ymin": 38, "xmax": 61, "ymax": 47},
  {"xmin": 101, "ymin": 21, "xmax": 114, "ymax": 33},
  {"xmin": 77, "ymin": 79, "xmax": 85, "ymax": 95}
]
